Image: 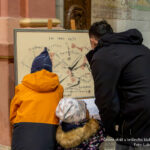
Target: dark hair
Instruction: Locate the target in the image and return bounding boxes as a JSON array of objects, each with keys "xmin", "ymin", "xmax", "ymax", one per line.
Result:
[{"xmin": 89, "ymin": 20, "xmax": 113, "ymax": 40}]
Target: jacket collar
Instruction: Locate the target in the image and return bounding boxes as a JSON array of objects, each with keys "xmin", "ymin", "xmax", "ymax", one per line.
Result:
[
  {"xmin": 61, "ymin": 119, "xmax": 88, "ymax": 132},
  {"xmin": 56, "ymin": 119, "xmax": 100, "ymax": 149},
  {"xmin": 86, "ymin": 45, "xmax": 99, "ymax": 65},
  {"xmin": 100, "ymin": 29, "xmax": 143, "ymax": 46},
  {"xmin": 86, "ymin": 29, "xmax": 143, "ymax": 65}
]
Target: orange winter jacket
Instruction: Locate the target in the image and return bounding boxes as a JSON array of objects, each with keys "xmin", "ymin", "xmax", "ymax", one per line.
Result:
[{"xmin": 10, "ymin": 69, "xmax": 63, "ymax": 125}]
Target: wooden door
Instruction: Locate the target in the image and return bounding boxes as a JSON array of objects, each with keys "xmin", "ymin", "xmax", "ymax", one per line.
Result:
[{"xmin": 64, "ymin": 0, "xmax": 91, "ymax": 30}]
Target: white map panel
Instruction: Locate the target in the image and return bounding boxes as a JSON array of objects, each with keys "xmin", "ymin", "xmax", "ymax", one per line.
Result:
[{"xmin": 14, "ymin": 29, "xmax": 94, "ymax": 98}]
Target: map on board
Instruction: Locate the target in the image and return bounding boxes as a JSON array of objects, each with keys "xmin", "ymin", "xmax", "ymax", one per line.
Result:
[
  {"xmin": 14, "ymin": 29, "xmax": 94, "ymax": 99},
  {"xmin": 81, "ymin": 98, "xmax": 100, "ymax": 120}
]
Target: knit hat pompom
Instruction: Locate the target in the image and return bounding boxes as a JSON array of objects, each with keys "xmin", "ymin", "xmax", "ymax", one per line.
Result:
[{"xmin": 31, "ymin": 47, "xmax": 52, "ymax": 73}]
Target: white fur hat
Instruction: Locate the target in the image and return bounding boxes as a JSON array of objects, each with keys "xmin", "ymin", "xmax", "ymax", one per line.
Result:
[{"xmin": 56, "ymin": 98, "xmax": 87, "ymax": 123}]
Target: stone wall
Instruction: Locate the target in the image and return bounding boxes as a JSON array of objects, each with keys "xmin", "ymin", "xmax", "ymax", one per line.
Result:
[{"xmin": 91, "ymin": 0, "xmax": 150, "ymax": 48}]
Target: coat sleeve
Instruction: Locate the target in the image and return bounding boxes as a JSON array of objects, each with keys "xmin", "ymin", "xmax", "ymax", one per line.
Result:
[
  {"xmin": 91, "ymin": 54, "xmax": 121, "ymax": 138},
  {"xmin": 10, "ymin": 86, "xmax": 21, "ymax": 125}
]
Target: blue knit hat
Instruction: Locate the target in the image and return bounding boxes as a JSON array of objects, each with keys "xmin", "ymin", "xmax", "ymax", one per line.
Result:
[{"xmin": 31, "ymin": 47, "xmax": 52, "ymax": 73}]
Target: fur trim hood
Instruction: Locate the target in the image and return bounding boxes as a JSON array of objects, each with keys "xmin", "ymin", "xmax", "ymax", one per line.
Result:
[{"xmin": 56, "ymin": 119, "xmax": 100, "ymax": 149}]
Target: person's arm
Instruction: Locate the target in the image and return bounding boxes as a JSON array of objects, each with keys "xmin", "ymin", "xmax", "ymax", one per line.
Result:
[
  {"xmin": 91, "ymin": 54, "xmax": 121, "ymax": 138},
  {"xmin": 10, "ymin": 86, "xmax": 21, "ymax": 125}
]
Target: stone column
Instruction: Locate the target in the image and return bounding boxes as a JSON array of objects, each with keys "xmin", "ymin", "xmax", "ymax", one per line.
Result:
[
  {"xmin": 0, "ymin": 0, "xmax": 20, "ymax": 146},
  {"xmin": 0, "ymin": 0, "xmax": 56, "ymax": 146},
  {"xmin": 24, "ymin": 0, "xmax": 55, "ymax": 18}
]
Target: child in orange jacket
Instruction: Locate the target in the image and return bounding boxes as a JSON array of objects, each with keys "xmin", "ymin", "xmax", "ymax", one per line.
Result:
[{"xmin": 10, "ymin": 48, "xmax": 63, "ymax": 150}]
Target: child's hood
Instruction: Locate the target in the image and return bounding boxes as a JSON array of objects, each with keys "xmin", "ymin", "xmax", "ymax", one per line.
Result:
[
  {"xmin": 56, "ymin": 119, "xmax": 100, "ymax": 149},
  {"xmin": 22, "ymin": 69, "xmax": 60, "ymax": 92}
]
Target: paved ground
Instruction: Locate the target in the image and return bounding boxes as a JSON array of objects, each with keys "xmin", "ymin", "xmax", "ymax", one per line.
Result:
[
  {"xmin": 0, "ymin": 145, "xmax": 10, "ymax": 150},
  {"xmin": 103, "ymin": 137, "xmax": 116, "ymax": 150},
  {"xmin": 0, "ymin": 137, "xmax": 116, "ymax": 150}
]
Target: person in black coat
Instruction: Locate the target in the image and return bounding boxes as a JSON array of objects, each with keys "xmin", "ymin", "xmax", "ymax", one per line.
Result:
[{"xmin": 86, "ymin": 20, "xmax": 150, "ymax": 149}]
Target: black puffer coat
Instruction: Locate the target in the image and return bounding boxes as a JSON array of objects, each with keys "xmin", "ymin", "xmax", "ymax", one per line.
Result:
[{"xmin": 86, "ymin": 29, "xmax": 150, "ymax": 146}]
